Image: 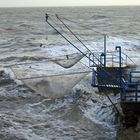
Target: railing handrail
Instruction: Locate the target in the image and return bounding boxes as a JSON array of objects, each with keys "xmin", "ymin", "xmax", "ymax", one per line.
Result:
[
  {"xmin": 130, "ymin": 71, "xmax": 140, "ymax": 73},
  {"xmin": 89, "ymin": 51, "xmax": 129, "ymax": 67}
]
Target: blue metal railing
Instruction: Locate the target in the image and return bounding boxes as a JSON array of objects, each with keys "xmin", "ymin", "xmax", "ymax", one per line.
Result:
[
  {"xmin": 92, "ymin": 69, "xmax": 140, "ymax": 101},
  {"xmin": 90, "ymin": 47, "xmax": 140, "ymax": 102},
  {"xmin": 89, "ymin": 50, "xmax": 136, "ymax": 68},
  {"xmin": 121, "ymin": 81, "xmax": 140, "ymax": 101},
  {"xmin": 129, "ymin": 71, "xmax": 140, "ymax": 83}
]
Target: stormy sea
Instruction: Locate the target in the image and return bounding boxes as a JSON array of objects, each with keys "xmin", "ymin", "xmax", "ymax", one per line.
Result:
[{"xmin": 0, "ymin": 6, "xmax": 140, "ymax": 140}]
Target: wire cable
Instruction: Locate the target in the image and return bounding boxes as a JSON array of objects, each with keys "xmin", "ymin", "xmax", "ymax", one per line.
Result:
[{"xmin": 45, "ymin": 13, "xmax": 122, "ymax": 116}]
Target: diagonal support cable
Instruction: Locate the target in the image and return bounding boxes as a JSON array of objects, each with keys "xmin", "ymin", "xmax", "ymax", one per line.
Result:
[
  {"xmin": 55, "ymin": 14, "xmax": 104, "ymax": 67},
  {"xmin": 45, "ymin": 13, "xmax": 122, "ymax": 116}
]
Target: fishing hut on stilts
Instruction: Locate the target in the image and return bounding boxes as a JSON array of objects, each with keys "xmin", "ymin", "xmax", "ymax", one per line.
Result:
[
  {"xmin": 11, "ymin": 13, "xmax": 140, "ymax": 127},
  {"xmin": 45, "ymin": 14, "xmax": 140, "ymax": 127}
]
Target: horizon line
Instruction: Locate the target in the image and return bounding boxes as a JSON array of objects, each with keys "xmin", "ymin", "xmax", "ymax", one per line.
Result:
[{"xmin": 0, "ymin": 5, "xmax": 140, "ymax": 8}]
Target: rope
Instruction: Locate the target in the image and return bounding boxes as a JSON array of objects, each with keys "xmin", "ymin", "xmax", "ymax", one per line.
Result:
[
  {"xmin": 56, "ymin": 15, "xmax": 102, "ymax": 51},
  {"xmin": 54, "ymin": 14, "xmax": 104, "ymax": 67},
  {"xmin": 46, "ymin": 15, "xmax": 102, "ymax": 68},
  {"xmin": 6, "ymin": 52, "xmax": 84, "ymax": 68},
  {"xmin": 14, "ymin": 71, "xmax": 91, "ymax": 81},
  {"xmin": 48, "ymin": 14, "xmax": 103, "ymax": 52},
  {"xmin": 58, "ymin": 15, "xmax": 140, "ymax": 43},
  {"xmin": 56, "ymin": 14, "xmax": 93, "ymax": 53},
  {"xmin": 59, "ymin": 15, "xmax": 105, "ymax": 35}
]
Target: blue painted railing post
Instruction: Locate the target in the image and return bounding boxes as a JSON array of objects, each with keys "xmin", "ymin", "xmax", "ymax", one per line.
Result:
[
  {"xmin": 135, "ymin": 85, "xmax": 138, "ymax": 101},
  {"xmin": 129, "ymin": 72, "xmax": 132, "ymax": 83},
  {"xmin": 100, "ymin": 53, "xmax": 105, "ymax": 67},
  {"xmin": 89, "ymin": 53, "xmax": 91, "ymax": 67},
  {"xmin": 92, "ymin": 69, "xmax": 96, "ymax": 86},
  {"xmin": 115, "ymin": 46, "xmax": 124, "ymax": 100},
  {"xmin": 104, "ymin": 34, "xmax": 107, "ymax": 67}
]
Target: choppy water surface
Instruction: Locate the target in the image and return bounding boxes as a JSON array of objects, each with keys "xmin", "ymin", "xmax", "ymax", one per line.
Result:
[
  {"xmin": 0, "ymin": 6, "xmax": 140, "ymax": 140},
  {"xmin": 0, "ymin": 72, "xmax": 118, "ymax": 140}
]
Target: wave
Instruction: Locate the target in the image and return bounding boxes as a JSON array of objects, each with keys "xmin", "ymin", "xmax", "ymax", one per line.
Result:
[
  {"xmin": 91, "ymin": 15, "xmax": 107, "ymax": 20},
  {"xmin": 19, "ymin": 23, "xmax": 32, "ymax": 28}
]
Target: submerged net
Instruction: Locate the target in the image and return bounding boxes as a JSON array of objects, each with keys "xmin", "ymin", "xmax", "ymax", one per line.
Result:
[
  {"xmin": 11, "ymin": 61, "xmax": 91, "ymax": 98},
  {"xmin": 40, "ymin": 43, "xmax": 87, "ymax": 68},
  {"xmin": 52, "ymin": 53, "xmax": 84, "ymax": 68}
]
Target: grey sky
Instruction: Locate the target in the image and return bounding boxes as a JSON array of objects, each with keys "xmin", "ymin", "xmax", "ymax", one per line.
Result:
[{"xmin": 0, "ymin": 0, "xmax": 140, "ymax": 7}]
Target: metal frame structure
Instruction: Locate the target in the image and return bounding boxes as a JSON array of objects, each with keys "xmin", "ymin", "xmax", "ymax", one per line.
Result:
[
  {"xmin": 90, "ymin": 46, "xmax": 140, "ymax": 102},
  {"xmin": 45, "ymin": 13, "xmax": 140, "ymax": 105}
]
